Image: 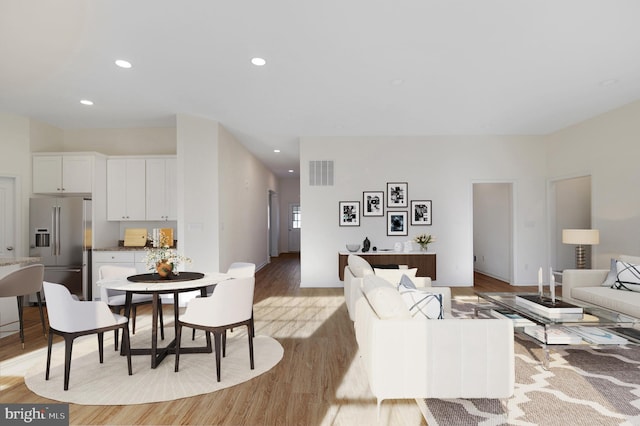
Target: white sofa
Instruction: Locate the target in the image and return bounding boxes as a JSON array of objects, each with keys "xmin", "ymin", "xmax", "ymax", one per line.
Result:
[
  {"xmin": 344, "ymin": 254, "xmax": 435, "ymax": 321},
  {"xmin": 354, "ymin": 274, "xmax": 515, "ymax": 416},
  {"xmin": 562, "ymin": 254, "xmax": 640, "ymax": 319}
]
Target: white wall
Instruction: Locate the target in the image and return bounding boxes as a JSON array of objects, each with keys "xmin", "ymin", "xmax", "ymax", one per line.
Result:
[
  {"xmin": 63, "ymin": 127, "xmax": 176, "ymax": 155},
  {"xmin": 277, "ymin": 177, "xmax": 300, "ymax": 253},
  {"xmin": 473, "ymin": 183, "xmax": 512, "ymax": 282},
  {"xmin": 176, "ymin": 114, "xmax": 221, "ymax": 273},
  {"xmin": 218, "ymin": 124, "xmax": 278, "ymax": 271},
  {"xmin": 552, "ymin": 176, "xmax": 591, "ymax": 270},
  {"xmin": 546, "ymin": 100, "xmax": 640, "ymax": 268},
  {"xmin": 300, "ymin": 135, "xmax": 548, "ymax": 287}
]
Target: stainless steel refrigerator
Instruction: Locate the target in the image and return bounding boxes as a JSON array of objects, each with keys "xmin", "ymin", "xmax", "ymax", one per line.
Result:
[{"xmin": 29, "ymin": 197, "xmax": 92, "ymax": 300}]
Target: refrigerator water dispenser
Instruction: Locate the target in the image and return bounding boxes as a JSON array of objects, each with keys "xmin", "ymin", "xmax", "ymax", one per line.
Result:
[{"xmin": 34, "ymin": 228, "xmax": 50, "ymax": 247}]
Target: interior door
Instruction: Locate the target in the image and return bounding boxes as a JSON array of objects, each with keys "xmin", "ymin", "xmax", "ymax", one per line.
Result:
[
  {"xmin": 288, "ymin": 203, "xmax": 301, "ymax": 252},
  {"xmin": 0, "ymin": 177, "xmax": 16, "ymax": 258}
]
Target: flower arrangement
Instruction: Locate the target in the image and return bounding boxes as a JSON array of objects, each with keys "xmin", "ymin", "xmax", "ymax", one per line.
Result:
[
  {"xmin": 414, "ymin": 233, "xmax": 435, "ymax": 250},
  {"xmin": 145, "ymin": 232, "xmax": 191, "ymax": 275}
]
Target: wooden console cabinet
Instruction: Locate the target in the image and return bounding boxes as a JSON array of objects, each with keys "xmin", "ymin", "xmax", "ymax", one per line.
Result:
[{"xmin": 338, "ymin": 252, "xmax": 436, "ymax": 281}]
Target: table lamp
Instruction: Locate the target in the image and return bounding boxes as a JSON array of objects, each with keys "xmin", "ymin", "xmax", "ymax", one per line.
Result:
[{"xmin": 562, "ymin": 229, "xmax": 599, "ymax": 269}]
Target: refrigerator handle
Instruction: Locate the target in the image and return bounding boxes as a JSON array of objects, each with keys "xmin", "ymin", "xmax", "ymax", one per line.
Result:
[{"xmin": 54, "ymin": 205, "xmax": 61, "ymax": 256}]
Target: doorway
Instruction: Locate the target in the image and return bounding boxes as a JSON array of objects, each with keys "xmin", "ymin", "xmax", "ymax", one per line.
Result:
[
  {"xmin": 288, "ymin": 203, "xmax": 301, "ymax": 252},
  {"xmin": 473, "ymin": 182, "xmax": 514, "ymax": 284},
  {"xmin": 0, "ymin": 176, "xmax": 17, "ymax": 258},
  {"xmin": 268, "ymin": 190, "xmax": 280, "ymax": 258}
]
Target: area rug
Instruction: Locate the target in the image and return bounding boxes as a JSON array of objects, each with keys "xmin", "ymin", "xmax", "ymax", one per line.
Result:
[
  {"xmin": 23, "ymin": 315, "xmax": 283, "ymax": 405},
  {"xmin": 417, "ymin": 296, "xmax": 640, "ymax": 425}
]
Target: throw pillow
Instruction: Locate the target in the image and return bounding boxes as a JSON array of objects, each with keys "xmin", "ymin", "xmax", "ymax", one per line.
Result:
[
  {"xmin": 373, "ymin": 267, "xmax": 418, "ymax": 285},
  {"xmin": 348, "ymin": 254, "xmax": 374, "ymax": 278},
  {"xmin": 361, "ymin": 275, "xmax": 411, "ymax": 319},
  {"xmin": 612, "ymin": 260, "xmax": 640, "ymax": 292},
  {"xmin": 398, "ymin": 274, "xmax": 417, "ymax": 290},
  {"xmin": 397, "ymin": 287, "xmax": 444, "ymax": 319}
]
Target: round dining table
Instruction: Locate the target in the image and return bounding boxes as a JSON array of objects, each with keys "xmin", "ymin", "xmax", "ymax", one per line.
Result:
[{"xmin": 99, "ymin": 271, "xmax": 231, "ymax": 368}]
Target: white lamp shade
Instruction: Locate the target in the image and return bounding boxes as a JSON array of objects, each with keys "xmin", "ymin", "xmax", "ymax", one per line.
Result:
[{"xmin": 562, "ymin": 229, "xmax": 600, "ymax": 245}]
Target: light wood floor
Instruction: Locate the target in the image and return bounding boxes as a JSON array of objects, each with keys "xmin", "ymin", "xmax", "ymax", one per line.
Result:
[{"xmin": 0, "ymin": 255, "xmax": 529, "ymax": 425}]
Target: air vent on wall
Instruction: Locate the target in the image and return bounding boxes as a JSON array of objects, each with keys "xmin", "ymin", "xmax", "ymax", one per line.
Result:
[{"xmin": 309, "ymin": 160, "xmax": 334, "ymax": 186}]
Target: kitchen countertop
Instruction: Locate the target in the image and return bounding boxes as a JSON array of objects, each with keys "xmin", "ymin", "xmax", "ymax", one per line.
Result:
[
  {"xmin": 93, "ymin": 241, "xmax": 178, "ymax": 251},
  {"xmin": 0, "ymin": 257, "xmax": 41, "ymax": 267}
]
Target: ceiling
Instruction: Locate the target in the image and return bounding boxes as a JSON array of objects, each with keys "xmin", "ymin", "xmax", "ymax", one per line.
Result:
[{"xmin": 2, "ymin": 1, "xmax": 640, "ymax": 177}]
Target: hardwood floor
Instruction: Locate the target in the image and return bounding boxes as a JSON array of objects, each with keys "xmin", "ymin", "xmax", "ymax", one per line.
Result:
[{"xmin": 1, "ymin": 255, "xmax": 523, "ymax": 425}]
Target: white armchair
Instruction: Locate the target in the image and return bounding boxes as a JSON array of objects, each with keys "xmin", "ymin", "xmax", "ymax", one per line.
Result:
[
  {"xmin": 175, "ymin": 276, "xmax": 255, "ymax": 382},
  {"xmin": 44, "ymin": 281, "xmax": 132, "ymax": 390}
]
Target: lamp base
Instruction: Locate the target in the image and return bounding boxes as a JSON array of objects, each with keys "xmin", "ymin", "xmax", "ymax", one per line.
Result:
[{"xmin": 575, "ymin": 245, "xmax": 586, "ymax": 269}]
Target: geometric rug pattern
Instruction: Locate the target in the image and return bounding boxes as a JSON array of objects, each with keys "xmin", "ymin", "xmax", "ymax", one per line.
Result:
[
  {"xmin": 23, "ymin": 314, "xmax": 283, "ymax": 405},
  {"xmin": 417, "ymin": 297, "xmax": 640, "ymax": 425}
]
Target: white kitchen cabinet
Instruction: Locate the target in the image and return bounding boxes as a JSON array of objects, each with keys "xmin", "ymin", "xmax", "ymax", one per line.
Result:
[
  {"xmin": 107, "ymin": 159, "xmax": 146, "ymax": 221},
  {"xmin": 145, "ymin": 158, "xmax": 177, "ymax": 221},
  {"xmin": 33, "ymin": 154, "xmax": 93, "ymax": 194}
]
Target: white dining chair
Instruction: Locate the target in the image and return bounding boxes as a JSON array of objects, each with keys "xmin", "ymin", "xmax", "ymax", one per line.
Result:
[
  {"xmin": 99, "ymin": 265, "xmax": 164, "ymax": 349},
  {"xmin": 43, "ymin": 281, "xmax": 132, "ymax": 390},
  {"xmin": 192, "ymin": 262, "xmax": 256, "ymax": 340},
  {"xmin": 175, "ymin": 276, "xmax": 255, "ymax": 382},
  {"xmin": 0, "ymin": 264, "xmax": 46, "ymax": 348}
]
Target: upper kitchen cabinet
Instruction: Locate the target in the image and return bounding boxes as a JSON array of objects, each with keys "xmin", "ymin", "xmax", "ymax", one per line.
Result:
[
  {"xmin": 33, "ymin": 153, "xmax": 94, "ymax": 194},
  {"xmin": 145, "ymin": 158, "xmax": 177, "ymax": 221},
  {"xmin": 107, "ymin": 158, "xmax": 146, "ymax": 221}
]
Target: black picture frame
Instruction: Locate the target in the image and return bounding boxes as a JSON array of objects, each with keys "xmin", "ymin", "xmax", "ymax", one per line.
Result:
[
  {"xmin": 387, "ymin": 211, "xmax": 408, "ymax": 236},
  {"xmin": 339, "ymin": 201, "xmax": 360, "ymax": 226},
  {"xmin": 387, "ymin": 182, "xmax": 408, "ymax": 208},
  {"xmin": 411, "ymin": 200, "xmax": 432, "ymax": 225},
  {"xmin": 362, "ymin": 191, "xmax": 384, "ymax": 217}
]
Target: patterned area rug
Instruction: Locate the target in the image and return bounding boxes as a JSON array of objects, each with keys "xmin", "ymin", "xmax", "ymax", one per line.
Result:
[{"xmin": 417, "ymin": 296, "xmax": 640, "ymax": 425}]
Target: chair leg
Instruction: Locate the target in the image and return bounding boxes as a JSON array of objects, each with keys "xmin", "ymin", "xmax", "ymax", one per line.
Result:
[
  {"xmin": 247, "ymin": 324, "xmax": 254, "ymax": 370},
  {"xmin": 222, "ymin": 330, "xmax": 227, "ymax": 357},
  {"xmin": 132, "ymin": 306, "xmax": 137, "ymax": 334},
  {"xmin": 192, "ymin": 328, "xmax": 196, "ymax": 341},
  {"xmin": 114, "ymin": 329, "xmax": 120, "ymax": 352},
  {"xmin": 121, "ymin": 324, "xmax": 132, "ymax": 376},
  {"xmin": 16, "ymin": 296, "xmax": 24, "ymax": 348},
  {"xmin": 45, "ymin": 330, "xmax": 53, "ymax": 380},
  {"xmin": 36, "ymin": 291, "xmax": 46, "ymax": 338},
  {"xmin": 63, "ymin": 335, "xmax": 74, "ymax": 391},
  {"xmin": 98, "ymin": 332, "xmax": 104, "ymax": 363},
  {"xmin": 213, "ymin": 332, "xmax": 222, "ymax": 382},
  {"xmin": 174, "ymin": 323, "xmax": 183, "ymax": 372},
  {"xmin": 158, "ymin": 302, "xmax": 164, "ymax": 340}
]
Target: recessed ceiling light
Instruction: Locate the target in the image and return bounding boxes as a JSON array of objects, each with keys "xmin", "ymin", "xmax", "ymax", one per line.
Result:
[
  {"xmin": 115, "ymin": 59, "xmax": 132, "ymax": 69},
  {"xmin": 288, "ymin": 169, "xmax": 294, "ymax": 173},
  {"xmin": 273, "ymin": 149, "xmax": 281, "ymax": 153},
  {"xmin": 80, "ymin": 99, "xmax": 94, "ymax": 106},
  {"xmin": 251, "ymin": 57, "xmax": 266, "ymax": 66}
]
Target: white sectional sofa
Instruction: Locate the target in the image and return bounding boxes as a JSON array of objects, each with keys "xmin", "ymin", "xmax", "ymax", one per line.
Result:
[
  {"xmin": 349, "ymin": 257, "xmax": 515, "ymax": 416},
  {"xmin": 562, "ymin": 254, "xmax": 640, "ymax": 319}
]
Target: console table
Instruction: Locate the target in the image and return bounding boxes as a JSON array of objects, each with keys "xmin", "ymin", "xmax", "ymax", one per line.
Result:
[{"xmin": 338, "ymin": 251, "xmax": 436, "ymax": 281}]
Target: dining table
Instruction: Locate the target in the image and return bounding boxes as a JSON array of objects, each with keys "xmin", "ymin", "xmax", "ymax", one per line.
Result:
[{"xmin": 98, "ymin": 271, "xmax": 231, "ymax": 368}]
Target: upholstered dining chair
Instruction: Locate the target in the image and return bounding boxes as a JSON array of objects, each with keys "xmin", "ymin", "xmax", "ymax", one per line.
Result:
[
  {"xmin": 99, "ymin": 265, "xmax": 164, "ymax": 350},
  {"xmin": 176, "ymin": 276, "xmax": 255, "ymax": 382},
  {"xmin": 0, "ymin": 264, "xmax": 46, "ymax": 348},
  {"xmin": 192, "ymin": 262, "xmax": 256, "ymax": 340},
  {"xmin": 43, "ymin": 281, "xmax": 132, "ymax": 390}
]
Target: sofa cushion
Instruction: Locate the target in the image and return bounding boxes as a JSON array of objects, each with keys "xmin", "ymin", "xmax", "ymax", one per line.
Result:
[
  {"xmin": 348, "ymin": 254, "xmax": 374, "ymax": 278},
  {"xmin": 398, "ymin": 274, "xmax": 417, "ymax": 289},
  {"xmin": 397, "ymin": 287, "xmax": 444, "ymax": 319},
  {"xmin": 573, "ymin": 286, "xmax": 640, "ymax": 319},
  {"xmin": 362, "ymin": 275, "xmax": 411, "ymax": 320},
  {"xmin": 602, "ymin": 258, "xmax": 618, "ymax": 287},
  {"xmin": 374, "ymin": 267, "xmax": 418, "ymax": 285},
  {"xmin": 612, "ymin": 261, "xmax": 640, "ymax": 292}
]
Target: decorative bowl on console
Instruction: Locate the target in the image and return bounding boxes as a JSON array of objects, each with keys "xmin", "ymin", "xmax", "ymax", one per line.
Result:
[{"xmin": 346, "ymin": 244, "xmax": 360, "ymax": 252}]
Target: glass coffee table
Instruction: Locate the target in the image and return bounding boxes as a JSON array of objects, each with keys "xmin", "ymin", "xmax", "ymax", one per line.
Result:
[{"xmin": 475, "ymin": 292, "xmax": 638, "ymax": 368}]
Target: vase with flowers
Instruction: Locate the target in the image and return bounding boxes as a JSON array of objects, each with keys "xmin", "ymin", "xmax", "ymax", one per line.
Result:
[
  {"xmin": 414, "ymin": 233, "xmax": 435, "ymax": 252},
  {"xmin": 145, "ymin": 232, "xmax": 191, "ymax": 279}
]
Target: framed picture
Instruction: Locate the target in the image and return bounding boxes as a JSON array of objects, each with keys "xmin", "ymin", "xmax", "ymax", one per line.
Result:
[
  {"xmin": 362, "ymin": 191, "xmax": 384, "ymax": 217},
  {"xmin": 387, "ymin": 182, "xmax": 408, "ymax": 208},
  {"xmin": 339, "ymin": 201, "xmax": 360, "ymax": 226},
  {"xmin": 411, "ymin": 200, "xmax": 432, "ymax": 225},
  {"xmin": 387, "ymin": 211, "xmax": 408, "ymax": 236}
]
